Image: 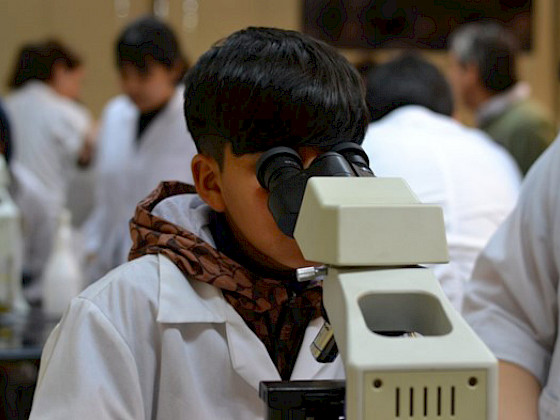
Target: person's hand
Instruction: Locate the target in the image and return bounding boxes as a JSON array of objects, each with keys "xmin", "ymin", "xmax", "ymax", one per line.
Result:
[{"xmin": 77, "ymin": 121, "xmax": 99, "ymax": 167}]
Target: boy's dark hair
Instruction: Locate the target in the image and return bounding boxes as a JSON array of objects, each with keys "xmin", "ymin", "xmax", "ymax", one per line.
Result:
[
  {"xmin": 8, "ymin": 40, "xmax": 82, "ymax": 89},
  {"xmin": 365, "ymin": 53, "xmax": 454, "ymax": 122},
  {"xmin": 116, "ymin": 15, "xmax": 188, "ymax": 83},
  {"xmin": 449, "ymin": 21, "xmax": 518, "ymax": 93},
  {"xmin": 183, "ymin": 27, "xmax": 369, "ymax": 167}
]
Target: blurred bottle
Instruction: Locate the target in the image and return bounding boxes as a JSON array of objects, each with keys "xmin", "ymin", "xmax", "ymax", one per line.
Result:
[
  {"xmin": 41, "ymin": 208, "xmax": 84, "ymax": 318},
  {"xmin": 0, "ymin": 156, "xmax": 29, "ymax": 314}
]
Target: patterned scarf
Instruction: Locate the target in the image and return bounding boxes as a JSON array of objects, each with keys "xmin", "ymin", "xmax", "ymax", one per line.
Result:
[{"xmin": 128, "ymin": 181, "xmax": 323, "ymax": 379}]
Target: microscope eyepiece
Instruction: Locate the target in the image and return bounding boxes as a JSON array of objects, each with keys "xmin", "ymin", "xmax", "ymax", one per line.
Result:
[
  {"xmin": 330, "ymin": 142, "xmax": 375, "ymax": 177},
  {"xmin": 256, "ymin": 147, "xmax": 302, "ymax": 191},
  {"xmin": 256, "ymin": 143, "xmax": 374, "ymax": 237}
]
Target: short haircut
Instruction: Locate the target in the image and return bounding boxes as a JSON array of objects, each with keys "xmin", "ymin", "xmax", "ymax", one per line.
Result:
[
  {"xmin": 365, "ymin": 53, "xmax": 454, "ymax": 122},
  {"xmin": 183, "ymin": 27, "xmax": 369, "ymax": 167},
  {"xmin": 8, "ymin": 40, "xmax": 82, "ymax": 89},
  {"xmin": 116, "ymin": 15, "xmax": 188, "ymax": 82},
  {"xmin": 449, "ymin": 21, "xmax": 518, "ymax": 93}
]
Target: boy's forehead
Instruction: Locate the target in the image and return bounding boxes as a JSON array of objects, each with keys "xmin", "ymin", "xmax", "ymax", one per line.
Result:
[{"xmin": 224, "ymin": 143, "xmax": 328, "ymax": 172}]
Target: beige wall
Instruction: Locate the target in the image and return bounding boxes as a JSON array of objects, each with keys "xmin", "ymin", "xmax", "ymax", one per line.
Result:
[
  {"xmin": 168, "ymin": 0, "xmax": 301, "ymax": 60},
  {"xmin": 1, "ymin": 0, "xmax": 558, "ymax": 125},
  {"xmin": 0, "ymin": 0, "xmax": 301, "ymax": 117},
  {"xmin": 0, "ymin": 0, "xmax": 151, "ymax": 116}
]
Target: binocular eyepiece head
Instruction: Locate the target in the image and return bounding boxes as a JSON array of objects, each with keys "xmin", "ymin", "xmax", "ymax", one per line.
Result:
[
  {"xmin": 256, "ymin": 142, "xmax": 374, "ymax": 237},
  {"xmin": 256, "ymin": 147, "xmax": 303, "ymax": 194}
]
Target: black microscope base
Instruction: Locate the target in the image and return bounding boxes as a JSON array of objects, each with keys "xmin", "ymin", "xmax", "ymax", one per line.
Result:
[{"xmin": 259, "ymin": 380, "xmax": 345, "ymax": 420}]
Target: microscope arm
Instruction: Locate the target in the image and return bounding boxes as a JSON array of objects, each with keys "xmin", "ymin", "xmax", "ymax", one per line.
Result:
[{"xmin": 293, "ymin": 177, "xmax": 497, "ymax": 420}]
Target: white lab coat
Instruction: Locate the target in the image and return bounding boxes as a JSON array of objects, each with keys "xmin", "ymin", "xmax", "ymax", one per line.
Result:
[
  {"xmin": 10, "ymin": 162, "xmax": 57, "ymax": 291},
  {"xmin": 30, "ymin": 253, "xmax": 344, "ymax": 419},
  {"xmin": 362, "ymin": 106, "xmax": 521, "ymax": 309},
  {"xmin": 462, "ymin": 135, "xmax": 560, "ymax": 419},
  {"xmin": 4, "ymin": 81, "xmax": 92, "ymax": 209},
  {"xmin": 83, "ymin": 86, "xmax": 197, "ymax": 281}
]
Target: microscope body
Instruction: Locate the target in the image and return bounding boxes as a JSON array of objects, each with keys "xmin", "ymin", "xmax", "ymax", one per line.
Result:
[{"xmin": 293, "ymin": 177, "xmax": 497, "ymax": 420}]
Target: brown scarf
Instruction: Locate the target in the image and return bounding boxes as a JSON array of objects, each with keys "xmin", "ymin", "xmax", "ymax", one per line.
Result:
[{"xmin": 128, "ymin": 181, "xmax": 323, "ymax": 379}]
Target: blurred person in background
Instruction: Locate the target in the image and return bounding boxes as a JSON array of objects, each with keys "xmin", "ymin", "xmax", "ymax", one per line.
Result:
[
  {"xmin": 362, "ymin": 53, "xmax": 521, "ymax": 310},
  {"xmin": 4, "ymin": 40, "xmax": 94, "ymax": 212},
  {"xmin": 449, "ymin": 21, "xmax": 556, "ymax": 175},
  {"xmin": 0, "ymin": 99, "xmax": 56, "ymax": 302},
  {"xmin": 82, "ymin": 16, "xmax": 197, "ymax": 282}
]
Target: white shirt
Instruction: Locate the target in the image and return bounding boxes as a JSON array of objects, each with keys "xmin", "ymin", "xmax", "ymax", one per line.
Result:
[
  {"xmin": 4, "ymin": 81, "xmax": 91, "ymax": 208},
  {"xmin": 462, "ymin": 135, "xmax": 560, "ymax": 419},
  {"xmin": 82, "ymin": 86, "xmax": 197, "ymax": 281},
  {"xmin": 30, "ymin": 254, "xmax": 344, "ymax": 420},
  {"xmin": 362, "ymin": 106, "xmax": 521, "ymax": 309}
]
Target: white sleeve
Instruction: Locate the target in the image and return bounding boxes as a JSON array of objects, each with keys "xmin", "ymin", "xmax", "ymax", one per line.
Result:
[
  {"xmin": 80, "ymin": 104, "xmax": 117, "ymax": 281},
  {"xmin": 462, "ymin": 137, "xmax": 560, "ymax": 386},
  {"xmin": 51, "ymin": 100, "xmax": 92, "ymax": 158},
  {"xmin": 29, "ymin": 297, "xmax": 146, "ymax": 420}
]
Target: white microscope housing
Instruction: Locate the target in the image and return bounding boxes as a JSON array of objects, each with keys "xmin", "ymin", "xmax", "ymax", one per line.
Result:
[{"xmin": 293, "ymin": 177, "xmax": 497, "ymax": 420}]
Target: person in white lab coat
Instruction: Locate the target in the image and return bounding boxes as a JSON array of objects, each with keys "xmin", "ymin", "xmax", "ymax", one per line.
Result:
[
  {"xmin": 82, "ymin": 16, "xmax": 197, "ymax": 281},
  {"xmin": 361, "ymin": 54, "xmax": 521, "ymax": 310},
  {"xmin": 0, "ymin": 99, "xmax": 57, "ymax": 298},
  {"xmin": 4, "ymin": 40, "xmax": 93, "ymax": 211},
  {"xmin": 462, "ymin": 134, "xmax": 560, "ymax": 420},
  {"xmin": 29, "ymin": 27, "xmax": 369, "ymax": 419}
]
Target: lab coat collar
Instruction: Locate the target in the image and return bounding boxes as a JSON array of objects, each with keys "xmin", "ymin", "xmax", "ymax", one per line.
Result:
[
  {"xmin": 156, "ymin": 254, "xmax": 332, "ymax": 391},
  {"xmin": 21, "ymin": 80, "xmax": 55, "ymax": 96},
  {"xmin": 222, "ymin": 296, "xmax": 334, "ymax": 390},
  {"xmin": 156, "ymin": 254, "xmax": 226, "ymax": 324},
  {"xmin": 156, "ymin": 254, "xmax": 281, "ymax": 388},
  {"xmin": 151, "ymin": 193, "xmax": 332, "ymax": 390}
]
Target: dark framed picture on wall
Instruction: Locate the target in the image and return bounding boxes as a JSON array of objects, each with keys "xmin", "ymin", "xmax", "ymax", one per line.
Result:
[{"xmin": 302, "ymin": 0, "xmax": 532, "ymax": 50}]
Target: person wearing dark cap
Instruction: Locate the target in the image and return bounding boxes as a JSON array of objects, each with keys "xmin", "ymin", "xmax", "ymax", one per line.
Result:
[{"xmin": 82, "ymin": 16, "xmax": 197, "ymax": 282}]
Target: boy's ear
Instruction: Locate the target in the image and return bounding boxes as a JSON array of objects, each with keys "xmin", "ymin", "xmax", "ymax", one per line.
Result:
[{"xmin": 191, "ymin": 154, "xmax": 226, "ymax": 212}]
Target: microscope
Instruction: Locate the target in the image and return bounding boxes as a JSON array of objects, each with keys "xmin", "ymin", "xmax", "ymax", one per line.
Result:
[{"xmin": 256, "ymin": 143, "xmax": 497, "ymax": 420}]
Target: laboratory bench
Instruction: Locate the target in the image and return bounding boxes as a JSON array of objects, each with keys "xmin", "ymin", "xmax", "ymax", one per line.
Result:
[{"xmin": 0, "ymin": 308, "xmax": 58, "ymax": 420}]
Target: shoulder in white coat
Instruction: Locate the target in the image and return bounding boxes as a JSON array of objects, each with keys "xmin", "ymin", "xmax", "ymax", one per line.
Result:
[
  {"xmin": 32, "ymin": 253, "xmax": 344, "ymax": 419},
  {"xmin": 462, "ymin": 136, "xmax": 560, "ymax": 419}
]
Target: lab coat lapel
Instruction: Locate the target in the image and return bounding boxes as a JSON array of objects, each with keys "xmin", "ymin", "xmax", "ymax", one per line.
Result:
[
  {"xmin": 158, "ymin": 255, "xmax": 280, "ymax": 391},
  {"xmin": 157, "ymin": 255, "xmax": 226, "ymax": 323},
  {"xmin": 157, "ymin": 255, "xmax": 332, "ymax": 390},
  {"xmin": 224, "ymin": 304, "xmax": 281, "ymax": 392},
  {"xmin": 224, "ymin": 311, "xmax": 339, "ymax": 390}
]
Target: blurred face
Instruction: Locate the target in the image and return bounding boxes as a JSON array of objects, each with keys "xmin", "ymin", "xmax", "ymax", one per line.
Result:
[
  {"xmin": 194, "ymin": 144, "xmax": 322, "ymax": 273},
  {"xmin": 119, "ymin": 61, "xmax": 177, "ymax": 113},
  {"xmin": 51, "ymin": 64, "xmax": 85, "ymax": 100},
  {"xmin": 448, "ymin": 53, "xmax": 479, "ymax": 110}
]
